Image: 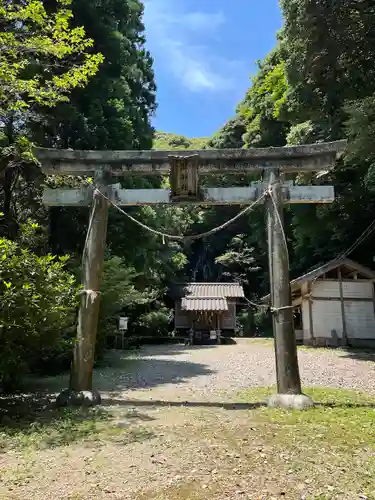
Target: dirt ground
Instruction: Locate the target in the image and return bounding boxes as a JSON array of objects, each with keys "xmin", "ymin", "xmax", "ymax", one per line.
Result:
[{"xmin": 1, "ymin": 340, "xmax": 375, "ymax": 500}]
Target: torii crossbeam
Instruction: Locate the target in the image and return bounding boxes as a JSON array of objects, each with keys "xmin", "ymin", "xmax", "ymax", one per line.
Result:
[{"xmin": 35, "ymin": 139, "xmax": 346, "ymax": 409}]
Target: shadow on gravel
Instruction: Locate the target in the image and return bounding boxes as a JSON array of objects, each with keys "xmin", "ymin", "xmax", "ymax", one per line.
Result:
[
  {"xmin": 95, "ymin": 358, "xmax": 216, "ymax": 393},
  {"xmin": 103, "ymin": 399, "xmax": 266, "ymax": 410},
  {"xmin": 138, "ymin": 340, "xmax": 238, "ymax": 358},
  {"xmin": 339, "ymin": 348, "xmax": 375, "ymax": 363},
  {"xmin": 27, "ymin": 355, "xmax": 216, "ymax": 395},
  {"xmin": 140, "ymin": 344, "xmax": 220, "ymax": 357},
  {"xmin": 103, "ymin": 398, "xmax": 375, "ymax": 411}
]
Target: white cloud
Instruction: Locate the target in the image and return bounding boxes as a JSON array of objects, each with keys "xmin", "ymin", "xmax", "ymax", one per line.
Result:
[
  {"xmin": 143, "ymin": 0, "xmax": 244, "ymax": 93},
  {"xmin": 179, "ymin": 11, "xmax": 225, "ymax": 31}
]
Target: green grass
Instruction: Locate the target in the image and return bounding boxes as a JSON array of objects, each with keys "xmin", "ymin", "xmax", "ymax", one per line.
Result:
[
  {"xmin": 244, "ymin": 337, "xmax": 375, "ymax": 358},
  {"xmin": 235, "ymin": 387, "xmax": 375, "ymax": 499},
  {"xmin": 240, "ymin": 386, "xmax": 375, "ymax": 443},
  {"xmin": 241, "ymin": 337, "xmax": 274, "ymax": 346}
]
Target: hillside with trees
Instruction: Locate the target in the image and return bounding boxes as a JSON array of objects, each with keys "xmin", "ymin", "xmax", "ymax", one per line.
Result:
[
  {"xmin": 1, "ymin": 0, "xmax": 375, "ymax": 390},
  {"xmin": 153, "ymin": 132, "xmax": 208, "ymax": 150}
]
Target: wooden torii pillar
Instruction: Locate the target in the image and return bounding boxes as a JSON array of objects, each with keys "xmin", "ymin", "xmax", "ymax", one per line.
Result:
[{"xmin": 35, "ymin": 140, "xmax": 346, "ymax": 409}]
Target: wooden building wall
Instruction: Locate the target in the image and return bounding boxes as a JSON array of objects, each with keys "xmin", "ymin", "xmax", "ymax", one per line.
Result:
[
  {"xmin": 221, "ymin": 302, "xmax": 236, "ymax": 330},
  {"xmin": 174, "ymin": 300, "xmax": 189, "ymax": 329},
  {"xmin": 298, "ymin": 279, "xmax": 375, "ymax": 345},
  {"xmin": 174, "ymin": 300, "xmax": 237, "ymax": 331}
]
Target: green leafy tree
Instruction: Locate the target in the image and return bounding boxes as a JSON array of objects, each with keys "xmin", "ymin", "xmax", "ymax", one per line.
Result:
[
  {"xmin": 239, "ymin": 47, "xmax": 290, "ymax": 148},
  {"xmin": 0, "ymin": 132, "xmax": 45, "ymax": 238},
  {"xmin": 280, "ymin": 0, "xmax": 375, "ymax": 274},
  {"xmin": 0, "ymin": 0, "xmax": 103, "ymax": 239},
  {"xmin": 33, "ymin": 0, "xmax": 156, "ymax": 150},
  {"xmin": 134, "ymin": 308, "xmax": 173, "ymax": 338},
  {"xmin": 0, "ymin": 0, "xmax": 103, "ymax": 114},
  {"xmin": 215, "ymin": 234, "xmax": 261, "ymax": 285},
  {"xmin": 153, "ymin": 132, "xmax": 208, "ymax": 150},
  {"xmin": 281, "ymin": 0, "xmax": 375, "ymax": 139},
  {"xmin": 33, "ymin": 1, "xmax": 169, "ymax": 340},
  {"xmin": 207, "ymin": 116, "xmax": 246, "ymax": 149},
  {"xmin": 345, "ymin": 94, "xmax": 375, "ymax": 191},
  {"xmin": 97, "ymin": 256, "xmax": 157, "ymax": 354}
]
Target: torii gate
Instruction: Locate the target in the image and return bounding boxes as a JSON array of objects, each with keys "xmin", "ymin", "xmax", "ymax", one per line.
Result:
[{"xmin": 35, "ymin": 140, "xmax": 346, "ymax": 409}]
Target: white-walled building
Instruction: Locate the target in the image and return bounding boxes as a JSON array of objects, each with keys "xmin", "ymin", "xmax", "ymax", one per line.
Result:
[{"xmin": 289, "ymin": 259, "xmax": 375, "ymax": 347}]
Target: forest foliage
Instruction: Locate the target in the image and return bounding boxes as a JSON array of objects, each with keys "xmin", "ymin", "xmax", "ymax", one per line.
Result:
[
  {"xmin": 153, "ymin": 132, "xmax": 208, "ymax": 150},
  {"xmin": 1, "ymin": 0, "xmax": 375, "ymax": 389},
  {"xmin": 0, "ymin": 0, "xmax": 104, "ymax": 115}
]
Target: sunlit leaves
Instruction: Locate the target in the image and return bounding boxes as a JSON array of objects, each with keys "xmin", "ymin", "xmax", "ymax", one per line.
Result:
[
  {"xmin": 0, "ymin": 0, "xmax": 104, "ymax": 114},
  {"xmin": 238, "ymin": 48, "xmax": 290, "ymax": 148}
]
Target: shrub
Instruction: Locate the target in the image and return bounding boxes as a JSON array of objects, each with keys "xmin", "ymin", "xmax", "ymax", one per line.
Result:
[
  {"xmin": 96, "ymin": 256, "xmax": 156, "ymax": 358},
  {"xmin": 0, "ymin": 237, "xmax": 78, "ymax": 391},
  {"xmin": 134, "ymin": 308, "xmax": 173, "ymax": 337},
  {"xmin": 237, "ymin": 307, "xmax": 272, "ymax": 337},
  {"xmin": 169, "ymin": 135, "xmax": 190, "ymax": 148}
]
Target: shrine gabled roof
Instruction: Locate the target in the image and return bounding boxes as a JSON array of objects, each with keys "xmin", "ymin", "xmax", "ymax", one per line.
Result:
[
  {"xmin": 181, "ymin": 297, "xmax": 228, "ymax": 312},
  {"xmin": 261, "ymin": 257, "xmax": 375, "ymax": 302},
  {"xmin": 183, "ymin": 283, "xmax": 245, "ymax": 299},
  {"xmin": 289, "ymin": 257, "xmax": 375, "ymax": 286}
]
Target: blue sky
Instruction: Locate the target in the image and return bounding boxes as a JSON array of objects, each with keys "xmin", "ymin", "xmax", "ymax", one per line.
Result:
[{"xmin": 143, "ymin": 0, "xmax": 282, "ymax": 138}]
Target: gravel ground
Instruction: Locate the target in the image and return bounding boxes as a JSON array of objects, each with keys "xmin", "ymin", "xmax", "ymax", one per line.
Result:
[
  {"xmin": 95, "ymin": 340, "xmax": 375, "ymax": 403},
  {"xmin": 3, "ymin": 341, "xmax": 375, "ymax": 500}
]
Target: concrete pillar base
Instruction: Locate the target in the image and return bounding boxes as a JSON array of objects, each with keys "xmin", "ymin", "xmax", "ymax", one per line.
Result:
[
  {"xmin": 56, "ymin": 389, "xmax": 101, "ymax": 408},
  {"xmin": 268, "ymin": 393, "xmax": 314, "ymax": 410}
]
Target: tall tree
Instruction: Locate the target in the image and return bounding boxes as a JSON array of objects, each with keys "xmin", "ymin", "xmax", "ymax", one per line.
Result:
[
  {"xmin": 0, "ymin": 0, "xmax": 103, "ymax": 238},
  {"xmin": 207, "ymin": 116, "xmax": 246, "ymax": 149},
  {"xmin": 32, "ymin": 1, "xmax": 197, "ymax": 337},
  {"xmin": 239, "ymin": 46, "xmax": 289, "ymax": 148},
  {"xmin": 35, "ymin": 0, "xmax": 159, "ymax": 266},
  {"xmin": 33, "ymin": 0, "xmax": 156, "ymax": 150},
  {"xmin": 281, "ymin": 0, "xmax": 375, "ymax": 139},
  {"xmin": 0, "ymin": 0, "xmax": 103, "ymax": 115},
  {"xmin": 280, "ymin": 0, "xmax": 375, "ymax": 271}
]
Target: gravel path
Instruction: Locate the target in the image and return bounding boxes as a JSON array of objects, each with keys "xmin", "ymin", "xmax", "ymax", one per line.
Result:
[
  {"xmin": 97, "ymin": 340, "xmax": 375, "ymax": 403},
  {"xmin": 3, "ymin": 341, "xmax": 375, "ymax": 500}
]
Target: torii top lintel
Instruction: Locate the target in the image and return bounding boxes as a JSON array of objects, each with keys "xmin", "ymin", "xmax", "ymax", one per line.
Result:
[{"xmin": 34, "ymin": 139, "xmax": 347, "ymax": 176}]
